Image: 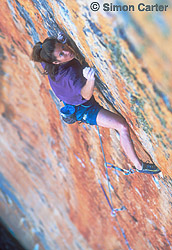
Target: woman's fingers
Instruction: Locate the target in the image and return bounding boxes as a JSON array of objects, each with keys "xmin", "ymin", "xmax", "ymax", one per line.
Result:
[
  {"xmin": 83, "ymin": 67, "xmax": 95, "ymax": 80},
  {"xmin": 57, "ymin": 32, "xmax": 67, "ymax": 44},
  {"xmin": 83, "ymin": 67, "xmax": 90, "ymax": 78},
  {"xmin": 87, "ymin": 68, "xmax": 95, "ymax": 80}
]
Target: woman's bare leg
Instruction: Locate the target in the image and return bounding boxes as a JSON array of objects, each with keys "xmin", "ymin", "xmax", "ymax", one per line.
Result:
[{"xmin": 96, "ymin": 108, "xmax": 142, "ymax": 170}]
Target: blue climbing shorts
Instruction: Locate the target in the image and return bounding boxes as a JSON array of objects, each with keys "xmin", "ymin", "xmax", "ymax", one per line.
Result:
[{"xmin": 62, "ymin": 96, "xmax": 102, "ymax": 125}]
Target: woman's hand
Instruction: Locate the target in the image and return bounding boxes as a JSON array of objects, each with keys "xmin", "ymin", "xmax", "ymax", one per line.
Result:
[
  {"xmin": 81, "ymin": 67, "xmax": 95, "ymax": 100},
  {"xmin": 83, "ymin": 67, "xmax": 95, "ymax": 81},
  {"xmin": 57, "ymin": 31, "xmax": 67, "ymax": 44}
]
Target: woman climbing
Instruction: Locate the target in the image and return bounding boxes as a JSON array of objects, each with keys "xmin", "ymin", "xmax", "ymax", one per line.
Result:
[{"xmin": 31, "ymin": 36, "xmax": 160, "ymax": 174}]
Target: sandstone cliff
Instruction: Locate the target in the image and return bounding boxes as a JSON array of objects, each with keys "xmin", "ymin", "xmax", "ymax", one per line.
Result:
[{"xmin": 0, "ymin": 0, "xmax": 172, "ymax": 249}]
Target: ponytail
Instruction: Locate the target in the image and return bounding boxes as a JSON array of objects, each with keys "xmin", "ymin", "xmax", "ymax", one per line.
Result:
[
  {"xmin": 31, "ymin": 38, "xmax": 57, "ymax": 64},
  {"xmin": 31, "ymin": 42, "xmax": 43, "ymax": 62}
]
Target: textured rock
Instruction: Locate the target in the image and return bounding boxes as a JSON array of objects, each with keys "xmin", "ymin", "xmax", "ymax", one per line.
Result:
[{"xmin": 0, "ymin": 0, "xmax": 172, "ymax": 249}]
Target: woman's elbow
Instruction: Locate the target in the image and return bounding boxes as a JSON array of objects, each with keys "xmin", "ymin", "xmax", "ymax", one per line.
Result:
[
  {"xmin": 81, "ymin": 94, "xmax": 91, "ymax": 101},
  {"xmin": 81, "ymin": 89, "xmax": 90, "ymax": 100}
]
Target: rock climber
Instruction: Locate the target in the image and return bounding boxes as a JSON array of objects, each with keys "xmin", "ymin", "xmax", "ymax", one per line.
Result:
[{"xmin": 31, "ymin": 35, "xmax": 160, "ymax": 174}]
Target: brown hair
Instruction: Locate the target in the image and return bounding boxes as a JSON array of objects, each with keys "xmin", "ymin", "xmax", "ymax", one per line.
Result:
[
  {"xmin": 31, "ymin": 37, "xmax": 58, "ymax": 63},
  {"xmin": 31, "ymin": 37, "xmax": 60, "ymax": 80},
  {"xmin": 31, "ymin": 36, "xmax": 84, "ymax": 80}
]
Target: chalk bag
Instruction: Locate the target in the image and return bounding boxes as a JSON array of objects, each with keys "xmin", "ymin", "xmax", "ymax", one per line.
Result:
[{"xmin": 60, "ymin": 105, "xmax": 77, "ymax": 124}]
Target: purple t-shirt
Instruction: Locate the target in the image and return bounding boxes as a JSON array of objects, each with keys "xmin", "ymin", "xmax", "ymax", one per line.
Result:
[{"xmin": 41, "ymin": 59, "xmax": 87, "ymax": 105}]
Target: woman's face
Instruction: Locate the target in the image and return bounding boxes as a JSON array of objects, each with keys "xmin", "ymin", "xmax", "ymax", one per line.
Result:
[{"xmin": 53, "ymin": 43, "xmax": 75, "ymax": 64}]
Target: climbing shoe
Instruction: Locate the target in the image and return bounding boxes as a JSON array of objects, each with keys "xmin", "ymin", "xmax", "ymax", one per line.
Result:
[{"xmin": 137, "ymin": 161, "xmax": 161, "ymax": 174}]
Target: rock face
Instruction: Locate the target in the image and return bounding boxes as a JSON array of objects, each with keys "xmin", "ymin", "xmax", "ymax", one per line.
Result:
[{"xmin": 0, "ymin": 0, "xmax": 172, "ymax": 249}]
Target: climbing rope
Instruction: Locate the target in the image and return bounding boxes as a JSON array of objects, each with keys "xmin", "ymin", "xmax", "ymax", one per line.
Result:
[
  {"xmin": 96, "ymin": 125, "xmax": 136, "ymax": 216},
  {"xmin": 97, "ymin": 125, "xmax": 114, "ymax": 212},
  {"xmin": 97, "ymin": 125, "xmax": 135, "ymax": 249},
  {"xmin": 106, "ymin": 163, "xmax": 136, "ymax": 175}
]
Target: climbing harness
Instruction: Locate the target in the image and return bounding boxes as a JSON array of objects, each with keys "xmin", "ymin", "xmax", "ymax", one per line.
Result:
[{"xmin": 96, "ymin": 125, "xmax": 136, "ymax": 216}]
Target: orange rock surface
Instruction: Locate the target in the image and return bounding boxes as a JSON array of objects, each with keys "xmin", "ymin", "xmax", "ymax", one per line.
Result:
[{"xmin": 0, "ymin": 0, "xmax": 172, "ymax": 249}]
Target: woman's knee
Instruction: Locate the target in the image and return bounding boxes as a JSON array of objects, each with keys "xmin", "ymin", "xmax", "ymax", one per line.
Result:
[
  {"xmin": 119, "ymin": 118, "xmax": 129, "ymax": 134},
  {"xmin": 96, "ymin": 108, "xmax": 129, "ymax": 131}
]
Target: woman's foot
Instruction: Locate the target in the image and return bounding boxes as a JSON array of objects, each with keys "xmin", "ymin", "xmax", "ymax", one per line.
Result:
[{"xmin": 136, "ymin": 161, "xmax": 161, "ymax": 174}]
